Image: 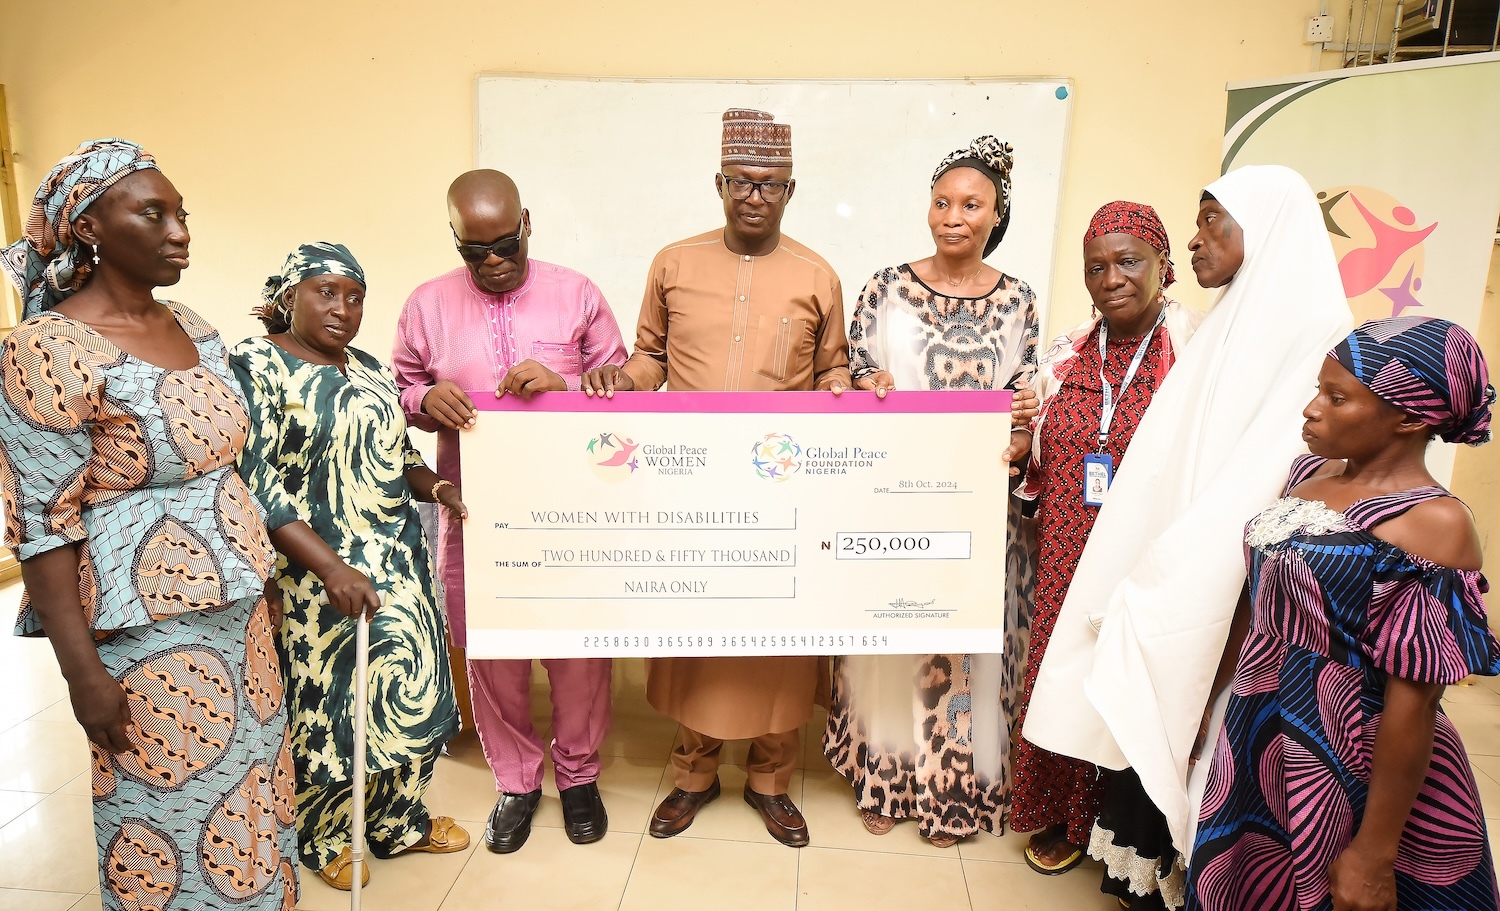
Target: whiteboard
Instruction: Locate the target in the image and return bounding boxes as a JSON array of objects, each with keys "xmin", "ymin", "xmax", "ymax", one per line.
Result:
[{"xmin": 475, "ymin": 76, "xmax": 1073, "ymax": 341}]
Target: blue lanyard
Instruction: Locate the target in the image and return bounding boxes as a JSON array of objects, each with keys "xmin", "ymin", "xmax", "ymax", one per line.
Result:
[{"xmin": 1097, "ymin": 307, "xmax": 1165, "ymax": 451}]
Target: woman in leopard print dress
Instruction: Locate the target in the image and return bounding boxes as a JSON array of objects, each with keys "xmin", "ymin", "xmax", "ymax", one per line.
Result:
[{"xmin": 822, "ymin": 137, "xmax": 1040, "ymax": 847}]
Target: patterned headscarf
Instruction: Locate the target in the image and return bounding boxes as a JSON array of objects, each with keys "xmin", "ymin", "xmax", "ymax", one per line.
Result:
[
  {"xmin": 0, "ymin": 139, "xmax": 159, "ymax": 319},
  {"xmin": 931, "ymin": 136, "xmax": 1015, "ymax": 257},
  {"xmin": 1082, "ymin": 200, "xmax": 1176, "ymax": 288},
  {"xmin": 1330, "ymin": 316, "xmax": 1494, "ymax": 445},
  {"xmin": 254, "ymin": 242, "xmax": 367, "ymax": 330}
]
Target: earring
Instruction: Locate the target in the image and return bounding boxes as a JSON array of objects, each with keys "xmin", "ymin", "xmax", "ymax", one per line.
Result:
[{"xmin": 91, "ymin": 244, "xmax": 100, "ymax": 265}]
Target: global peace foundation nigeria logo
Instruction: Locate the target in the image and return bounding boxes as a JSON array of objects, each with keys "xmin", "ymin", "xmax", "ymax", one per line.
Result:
[
  {"xmin": 751, "ymin": 432, "xmax": 801, "ymax": 481},
  {"xmin": 587, "ymin": 431, "xmax": 640, "ymax": 482}
]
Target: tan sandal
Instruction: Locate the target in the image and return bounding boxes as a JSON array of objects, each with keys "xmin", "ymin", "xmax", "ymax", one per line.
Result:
[
  {"xmin": 398, "ymin": 816, "xmax": 470, "ymax": 855},
  {"xmin": 928, "ymin": 832, "xmax": 960, "ymax": 848},
  {"xmin": 860, "ymin": 810, "xmax": 896, "ymax": 835},
  {"xmin": 317, "ymin": 847, "xmax": 370, "ymax": 891}
]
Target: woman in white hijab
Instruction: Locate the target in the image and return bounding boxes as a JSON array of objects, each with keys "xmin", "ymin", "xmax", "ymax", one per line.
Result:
[{"xmin": 1019, "ymin": 164, "xmax": 1354, "ymax": 894}]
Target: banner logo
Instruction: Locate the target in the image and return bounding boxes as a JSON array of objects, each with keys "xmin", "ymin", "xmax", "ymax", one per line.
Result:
[
  {"xmin": 587, "ymin": 432, "xmax": 640, "ymax": 481},
  {"xmin": 1319, "ymin": 186, "xmax": 1437, "ymax": 321},
  {"xmin": 751, "ymin": 432, "xmax": 802, "ymax": 481}
]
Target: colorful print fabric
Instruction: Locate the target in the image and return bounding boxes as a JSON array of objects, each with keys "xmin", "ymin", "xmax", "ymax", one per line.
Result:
[
  {"xmin": 1185, "ymin": 454, "xmax": 1500, "ymax": 911},
  {"xmin": 0, "ymin": 138, "xmax": 159, "ymax": 318},
  {"xmin": 1331, "ymin": 316, "xmax": 1494, "ymax": 446},
  {"xmin": 95, "ymin": 596, "xmax": 297, "ymax": 909},
  {"xmin": 826, "ymin": 262, "xmax": 1039, "ymax": 837},
  {"xmin": 0, "ymin": 302, "xmax": 294, "ymax": 908},
  {"xmin": 1082, "ymin": 200, "xmax": 1176, "ymax": 288},
  {"xmin": 0, "ymin": 304, "xmax": 276, "ymax": 636},
  {"xmin": 1012, "ymin": 321, "xmax": 1173, "ymax": 846},
  {"xmin": 230, "ymin": 338, "xmax": 457, "ymax": 793}
]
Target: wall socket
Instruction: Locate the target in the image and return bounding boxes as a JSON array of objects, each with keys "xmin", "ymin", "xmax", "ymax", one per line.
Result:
[{"xmin": 1306, "ymin": 14, "xmax": 1335, "ymax": 43}]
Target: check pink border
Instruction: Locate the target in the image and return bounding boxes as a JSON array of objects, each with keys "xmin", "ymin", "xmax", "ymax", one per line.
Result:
[{"xmin": 470, "ymin": 390, "xmax": 1011, "ymax": 414}]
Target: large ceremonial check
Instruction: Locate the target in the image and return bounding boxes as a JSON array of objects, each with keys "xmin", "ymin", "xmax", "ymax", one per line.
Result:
[{"xmin": 461, "ymin": 390, "xmax": 1010, "ymax": 658}]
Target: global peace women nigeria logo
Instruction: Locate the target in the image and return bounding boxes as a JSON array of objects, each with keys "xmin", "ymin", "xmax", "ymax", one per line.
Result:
[
  {"xmin": 587, "ymin": 431, "xmax": 640, "ymax": 482},
  {"xmin": 751, "ymin": 432, "xmax": 801, "ymax": 481}
]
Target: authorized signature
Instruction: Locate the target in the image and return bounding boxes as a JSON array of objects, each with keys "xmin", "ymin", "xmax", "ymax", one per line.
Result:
[{"xmin": 888, "ymin": 597, "xmax": 937, "ymax": 610}]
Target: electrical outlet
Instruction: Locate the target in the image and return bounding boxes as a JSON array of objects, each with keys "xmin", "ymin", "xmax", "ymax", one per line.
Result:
[{"xmin": 1306, "ymin": 14, "xmax": 1335, "ymax": 43}]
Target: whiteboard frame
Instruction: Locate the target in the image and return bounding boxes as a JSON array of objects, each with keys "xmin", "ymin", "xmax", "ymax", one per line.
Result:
[{"xmin": 471, "ymin": 73, "xmax": 1074, "ymax": 338}]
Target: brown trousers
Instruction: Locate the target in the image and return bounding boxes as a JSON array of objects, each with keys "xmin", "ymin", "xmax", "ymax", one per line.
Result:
[{"xmin": 672, "ymin": 726, "xmax": 799, "ymax": 795}]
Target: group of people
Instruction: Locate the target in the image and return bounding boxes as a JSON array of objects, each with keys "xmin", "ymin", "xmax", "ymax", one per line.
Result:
[{"xmin": 1, "ymin": 105, "xmax": 1497, "ymax": 911}]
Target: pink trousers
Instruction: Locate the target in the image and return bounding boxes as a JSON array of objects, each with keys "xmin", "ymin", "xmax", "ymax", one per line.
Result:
[{"xmin": 467, "ymin": 657, "xmax": 612, "ymax": 793}]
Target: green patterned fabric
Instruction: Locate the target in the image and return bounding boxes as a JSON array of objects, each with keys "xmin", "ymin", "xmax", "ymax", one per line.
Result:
[
  {"xmin": 296, "ymin": 747, "xmax": 440, "ymax": 868},
  {"xmin": 230, "ymin": 338, "xmax": 458, "ymax": 802}
]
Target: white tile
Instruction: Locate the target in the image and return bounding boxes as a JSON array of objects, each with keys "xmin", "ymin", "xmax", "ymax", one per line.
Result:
[
  {"xmin": 963, "ymin": 857, "xmax": 1119, "ymax": 910},
  {"xmin": 0, "ymin": 791, "xmax": 46, "ymax": 829},
  {"xmin": 441, "ymin": 825, "xmax": 641, "ymax": 910},
  {"xmin": 957, "ymin": 826, "xmax": 1032, "ymax": 864},
  {"xmin": 1471, "ymin": 755, "xmax": 1500, "ymax": 819},
  {"xmin": 55, "ymin": 774, "xmax": 91, "ymax": 798},
  {"xmin": 0, "ymin": 793, "xmax": 98, "ymax": 893},
  {"xmin": 1445, "ymin": 702, "xmax": 1500, "ymax": 756},
  {"xmin": 423, "ymin": 736, "xmax": 500, "ymax": 824},
  {"xmin": 798, "ymin": 846, "xmax": 968, "ymax": 910},
  {"xmin": 0, "ymin": 720, "xmax": 87, "ymax": 793},
  {"xmin": 293, "ymin": 826, "xmax": 479, "ymax": 911},
  {"xmin": 621, "ymin": 835, "xmax": 796, "ymax": 911},
  {"xmin": 0, "ymin": 889, "xmax": 84, "ymax": 911},
  {"xmin": 1444, "ymin": 680, "xmax": 1500, "ymax": 706}
]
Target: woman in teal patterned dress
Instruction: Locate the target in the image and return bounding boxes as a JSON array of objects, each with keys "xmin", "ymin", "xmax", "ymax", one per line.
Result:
[
  {"xmin": 0, "ymin": 140, "xmax": 297, "ymax": 910},
  {"xmin": 231, "ymin": 243, "xmax": 467, "ymax": 891}
]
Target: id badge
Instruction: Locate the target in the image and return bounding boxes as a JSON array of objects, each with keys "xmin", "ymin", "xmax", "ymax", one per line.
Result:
[{"xmin": 1083, "ymin": 453, "xmax": 1113, "ymax": 507}]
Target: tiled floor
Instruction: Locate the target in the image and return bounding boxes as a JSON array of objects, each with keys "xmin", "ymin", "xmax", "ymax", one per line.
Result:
[{"xmin": 2, "ymin": 576, "xmax": 1499, "ymax": 910}]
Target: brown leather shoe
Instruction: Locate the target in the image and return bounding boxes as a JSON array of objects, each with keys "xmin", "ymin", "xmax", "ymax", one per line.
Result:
[
  {"xmin": 743, "ymin": 788, "xmax": 809, "ymax": 847},
  {"xmin": 648, "ymin": 779, "xmax": 721, "ymax": 838}
]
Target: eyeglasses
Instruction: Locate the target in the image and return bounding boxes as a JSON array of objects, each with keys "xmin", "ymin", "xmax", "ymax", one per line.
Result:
[
  {"xmin": 452, "ymin": 212, "xmax": 527, "ymax": 264},
  {"xmin": 719, "ymin": 174, "xmax": 791, "ymax": 203}
]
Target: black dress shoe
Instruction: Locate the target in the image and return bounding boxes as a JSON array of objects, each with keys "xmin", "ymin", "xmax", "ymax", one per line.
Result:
[
  {"xmin": 484, "ymin": 790, "xmax": 542, "ymax": 854},
  {"xmin": 559, "ymin": 781, "xmax": 609, "ymax": 845}
]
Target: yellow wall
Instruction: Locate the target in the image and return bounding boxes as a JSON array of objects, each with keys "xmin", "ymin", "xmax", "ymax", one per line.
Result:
[
  {"xmin": 1451, "ymin": 246, "xmax": 1500, "ymax": 563},
  {"xmin": 0, "ymin": 0, "xmax": 1332, "ymax": 356}
]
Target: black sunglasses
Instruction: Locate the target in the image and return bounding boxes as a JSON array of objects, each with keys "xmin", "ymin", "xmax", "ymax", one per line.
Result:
[{"xmin": 452, "ymin": 212, "xmax": 527, "ymax": 264}]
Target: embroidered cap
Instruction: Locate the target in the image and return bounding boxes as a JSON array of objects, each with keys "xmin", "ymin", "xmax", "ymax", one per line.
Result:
[{"xmin": 721, "ymin": 109, "xmax": 792, "ymax": 169}]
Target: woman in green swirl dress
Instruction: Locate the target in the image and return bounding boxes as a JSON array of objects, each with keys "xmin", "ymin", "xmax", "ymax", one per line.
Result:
[{"xmin": 231, "ymin": 242, "xmax": 468, "ymax": 891}]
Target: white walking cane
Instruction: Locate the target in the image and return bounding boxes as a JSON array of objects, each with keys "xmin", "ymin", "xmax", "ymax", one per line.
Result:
[{"xmin": 350, "ymin": 610, "xmax": 371, "ymax": 910}]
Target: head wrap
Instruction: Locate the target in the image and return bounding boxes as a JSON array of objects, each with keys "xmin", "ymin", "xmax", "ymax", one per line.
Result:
[
  {"xmin": 1019, "ymin": 164, "xmax": 1354, "ymax": 855},
  {"xmin": 1082, "ymin": 200, "xmax": 1176, "ymax": 288},
  {"xmin": 1330, "ymin": 316, "xmax": 1494, "ymax": 445},
  {"xmin": 721, "ymin": 109, "xmax": 792, "ymax": 169},
  {"xmin": 931, "ymin": 136, "xmax": 1014, "ymax": 257},
  {"xmin": 254, "ymin": 242, "xmax": 367, "ymax": 330},
  {"xmin": 0, "ymin": 139, "xmax": 159, "ymax": 319}
]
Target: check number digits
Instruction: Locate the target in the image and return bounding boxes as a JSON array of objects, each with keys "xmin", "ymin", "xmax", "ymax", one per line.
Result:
[{"xmin": 581, "ymin": 634, "xmax": 891, "ymax": 649}]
